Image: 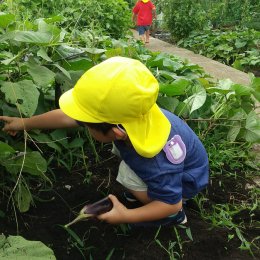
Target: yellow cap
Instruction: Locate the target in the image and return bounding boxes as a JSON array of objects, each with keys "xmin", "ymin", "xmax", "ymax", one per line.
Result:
[
  {"xmin": 59, "ymin": 57, "xmax": 170, "ymax": 158},
  {"xmin": 142, "ymin": 0, "xmax": 149, "ymax": 3}
]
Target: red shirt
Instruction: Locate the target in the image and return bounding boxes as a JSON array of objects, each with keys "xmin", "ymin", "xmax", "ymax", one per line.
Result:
[{"xmin": 133, "ymin": 1, "xmax": 155, "ymax": 26}]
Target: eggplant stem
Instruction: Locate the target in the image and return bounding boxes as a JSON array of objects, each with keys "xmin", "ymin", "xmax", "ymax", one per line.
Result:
[{"xmin": 64, "ymin": 213, "xmax": 93, "ymax": 228}]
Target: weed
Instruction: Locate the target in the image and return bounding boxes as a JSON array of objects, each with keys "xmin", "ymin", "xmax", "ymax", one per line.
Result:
[{"xmin": 154, "ymin": 225, "xmax": 193, "ymax": 259}]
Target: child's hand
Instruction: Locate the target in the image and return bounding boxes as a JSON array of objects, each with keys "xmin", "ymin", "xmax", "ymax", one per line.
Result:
[
  {"xmin": 97, "ymin": 194, "xmax": 128, "ymax": 224},
  {"xmin": 0, "ymin": 116, "xmax": 25, "ymax": 136}
]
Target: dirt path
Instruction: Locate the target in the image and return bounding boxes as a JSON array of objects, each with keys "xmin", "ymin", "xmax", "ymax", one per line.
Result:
[{"xmin": 131, "ymin": 30, "xmax": 251, "ymax": 85}]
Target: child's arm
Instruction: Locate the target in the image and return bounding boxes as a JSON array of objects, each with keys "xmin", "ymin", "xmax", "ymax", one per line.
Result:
[
  {"xmin": 132, "ymin": 13, "xmax": 137, "ymax": 25},
  {"xmin": 0, "ymin": 109, "xmax": 79, "ymax": 135},
  {"xmin": 98, "ymin": 194, "xmax": 182, "ymax": 224},
  {"xmin": 152, "ymin": 7, "xmax": 157, "ymax": 20}
]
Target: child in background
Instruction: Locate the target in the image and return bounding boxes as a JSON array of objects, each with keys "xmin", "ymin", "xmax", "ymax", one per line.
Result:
[
  {"xmin": 132, "ymin": 0, "xmax": 156, "ymax": 44},
  {"xmin": 0, "ymin": 57, "xmax": 209, "ymax": 227}
]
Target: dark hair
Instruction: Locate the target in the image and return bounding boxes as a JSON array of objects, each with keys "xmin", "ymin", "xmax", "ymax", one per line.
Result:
[{"xmin": 84, "ymin": 122, "xmax": 116, "ymax": 135}]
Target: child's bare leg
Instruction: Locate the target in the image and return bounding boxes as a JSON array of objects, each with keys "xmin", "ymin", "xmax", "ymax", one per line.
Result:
[
  {"xmin": 145, "ymin": 30, "xmax": 150, "ymax": 43},
  {"xmin": 139, "ymin": 34, "xmax": 145, "ymax": 44},
  {"xmin": 128, "ymin": 189, "xmax": 151, "ymax": 204}
]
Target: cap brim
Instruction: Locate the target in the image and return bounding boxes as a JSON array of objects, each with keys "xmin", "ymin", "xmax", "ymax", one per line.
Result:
[
  {"xmin": 60, "ymin": 89, "xmax": 171, "ymax": 158},
  {"xmin": 59, "ymin": 88, "xmax": 101, "ymax": 122},
  {"xmin": 122, "ymin": 104, "xmax": 171, "ymax": 158}
]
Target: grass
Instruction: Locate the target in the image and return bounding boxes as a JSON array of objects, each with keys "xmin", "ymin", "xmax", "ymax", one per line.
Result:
[{"xmin": 193, "ymin": 133, "xmax": 260, "ymax": 256}]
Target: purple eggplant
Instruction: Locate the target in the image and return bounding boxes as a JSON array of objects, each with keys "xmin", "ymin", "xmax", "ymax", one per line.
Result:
[
  {"xmin": 81, "ymin": 196, "xmax": 113, "ymax": 216},
  {"xmin": 65, "ymin": 197, "xmax": 113, "ymax": 228}
]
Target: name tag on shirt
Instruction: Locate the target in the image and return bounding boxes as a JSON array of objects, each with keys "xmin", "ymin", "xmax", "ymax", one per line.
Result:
[{"xmin": 163, "ymin": 135, "xmax": 186, "ymax": 164}]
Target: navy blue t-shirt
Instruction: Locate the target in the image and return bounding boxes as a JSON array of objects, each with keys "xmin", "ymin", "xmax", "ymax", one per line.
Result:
[{"xmin": 114, "ymin": 109, "xmax": 209, "ymax": 204}]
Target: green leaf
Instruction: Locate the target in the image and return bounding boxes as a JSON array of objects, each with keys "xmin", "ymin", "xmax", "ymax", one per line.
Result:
[
  {"xmin": 37, "ymin": 48, "xmax": 52, "ymax": 62},
  {"xmin": 0, "ymin": 141, "xmax": 16, "ymax": 163},
  {"xmin": 184, "ymin": 85, "xmax": 207, "ymax": 114},
  {"xmin": 0, "ymin": 141, "xmax": 16, "ymax": 155},
  {"xmin": 3, "ymin": 151, "xmax": 47, "ymax": 176},
  {"xmin": 56, "ymin": 45, "xmax": 84, "ymax": 58},
  {"xmin": 0, "ymin": 235, "xmax": 56, "ymax": 259},
  {"xmin": 185, "ymin": 227, "xmax": 193, "ymax": 241},
  {"xmin": 207, "ymin": 79, "xmax": 234, "ymax": 94},
  {"xmin": 61, "ymin": 226, "xmax": 84, "ymax": 247},
  {"xmin": 250, "ymin": 76, "xmax": 260, "ymax": 102},
  {"xmin": 163, "ymin": 58, "xmax": 184, "ymax": 71},
  {"xmin": 37, "ymin": 19, "xmax": 61, "ymax": 38},
  {"xmin": 231, "ymin": 84, "xmax": 252, "ymax": 96},
  {"xmin": 55, "ymin": 70, "xmax": 83, "ymax": 93},
  {"xmin": 68, "ymin": 138, "xmax": 84, "ymax": 149},
  {"xmin": 13, "ymin": 31, "xmax": 54, "ymax": 44},
  {"xmin": 105, "ymin": 248, "xmax": 115, "ymax": 260},
  {"xmin": 0, "ymin": 31, "xmax": 15, "ymax": 43},
  {"xmin": 53, "ymin": 64, "xmax": 71, "ymax": 79},
  {"xmin": 159, "ymin": 79, "xmax": 190, "ymax": 96},
  {"xmin": 50, "ymin": 129, "xmax": 68, "ymax": 148},
  {"xmin": 245, "ymin": 111, "xmax": 260, "ymax": 142},
  {"xmin": 147, "ymin": 57, "xmax": 164, "ymax": 69},
  {"xmin": 1, "ymin": 52, "xmax": 21, "ymax": 65},
  {"xmin": 227, "ymin": 124, "xmax": 241, "ymax": 142},
  {"xmin": 157, "ymin": 96, "xmax": 179, "ymax": 113},
  {"xmin": 0, "ymin": 13, "xmax": 15, "ymax": 28},
  {"xmin": 174, "ymin": 101, "xmax": 190, "ymax": 118},
  {"xmin": 216, "ymin": 44, "xmax": 233, "ymax": 51},
  {"xmin": 15, "ymin": 183, "xmax": 32, "ymax": 213},
  {"xmin": 1, "ymin": 80, "xmax": 40, "ymax": 117},
  {"xmin": 27, "ymin": 63, "xmax": 56, "ymax": 87},
  {"xmin": 235, "ymin": 40, "xmax": 247, "ymax": 49},
  {"xmin": 157, "ymin": 70, "xmax": 177, "ymax": 81},
  {"xmin": 30, "ymin": 133, "xmax": 62, "ymax": 153},
  {"xmin": 232, "ymin": 60, "xmax": 243, "ymax": 70},
  {"xmin": 197, "ymin": 78, "xmax": 211, "ymax": 88},
  {"xmin": 105, "ymin": 48, "xmax": 123, "ymax": 58},
  {"xmin": 85, "ymin": 47, "xmax": 106, "ymax": 55},
  {"xmin": 44, "ymin": 15, "xmax": 63, "ymax": 23},
  {"xmin": 62, "ymin": 58, "xmax": 93, "ymax": 71}
]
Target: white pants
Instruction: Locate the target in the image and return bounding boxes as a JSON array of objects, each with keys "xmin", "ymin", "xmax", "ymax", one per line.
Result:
[
  {"xmin": 112, "ymin": 144, "xmax": 147, "ymax": 191},
  {"xmin": 116, "ymin": 160, "xmax": 147, "ymax": 191}
]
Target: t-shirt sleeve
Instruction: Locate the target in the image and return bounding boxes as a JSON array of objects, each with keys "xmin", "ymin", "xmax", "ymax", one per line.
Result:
[
  {"xmin": 150, "ymin": 2, "xmax": 156, "ymax": 9},
  {"xmin": 147, "ymin": 170, "xmax": 183, "ymax": 205},
  {"xmin": 132, "ymin": 3, "xmax": 140, "ymax": 14}
]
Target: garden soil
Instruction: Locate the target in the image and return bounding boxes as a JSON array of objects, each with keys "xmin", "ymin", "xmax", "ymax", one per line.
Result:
[{"xmin": 0, "ymin": 144, "xmax": 259, "ymax": 259}]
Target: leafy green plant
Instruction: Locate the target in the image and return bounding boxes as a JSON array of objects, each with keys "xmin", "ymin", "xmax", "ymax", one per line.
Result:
[
  {"xmin": 0, "ymin": 9, "xmax": 142, "ymax": 213},
  {"xmin": 160, "ymin": 0, "xmax": 207, "ymax": 40},
  {"xmin": 193, "ymin": 139, "xmax": 259, "ymax": 256},
  {"xmin": 1, "ymin": 0, "xmax": 132, "ymax": 39},
  {"xmin": 178, "ymin": 28, "xmax": 260, "ymax": 72},
  {"xmin": 155, "ymin": 0, "xmax": 260, "ymax": 36},
  {"xmin": 198, "ymin": 202, "xmax": 259, "ymax": 256},
  {"xmin": 198, "ymin": 0, "xmax": 260, "ymax": 29},
  {"xmin": 0, "ymin": 140, "xmax": 48, "ymax": 212},
  {"xmin": 138, "ymin": 52, "xmax": 260, "ymax": 143}
]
